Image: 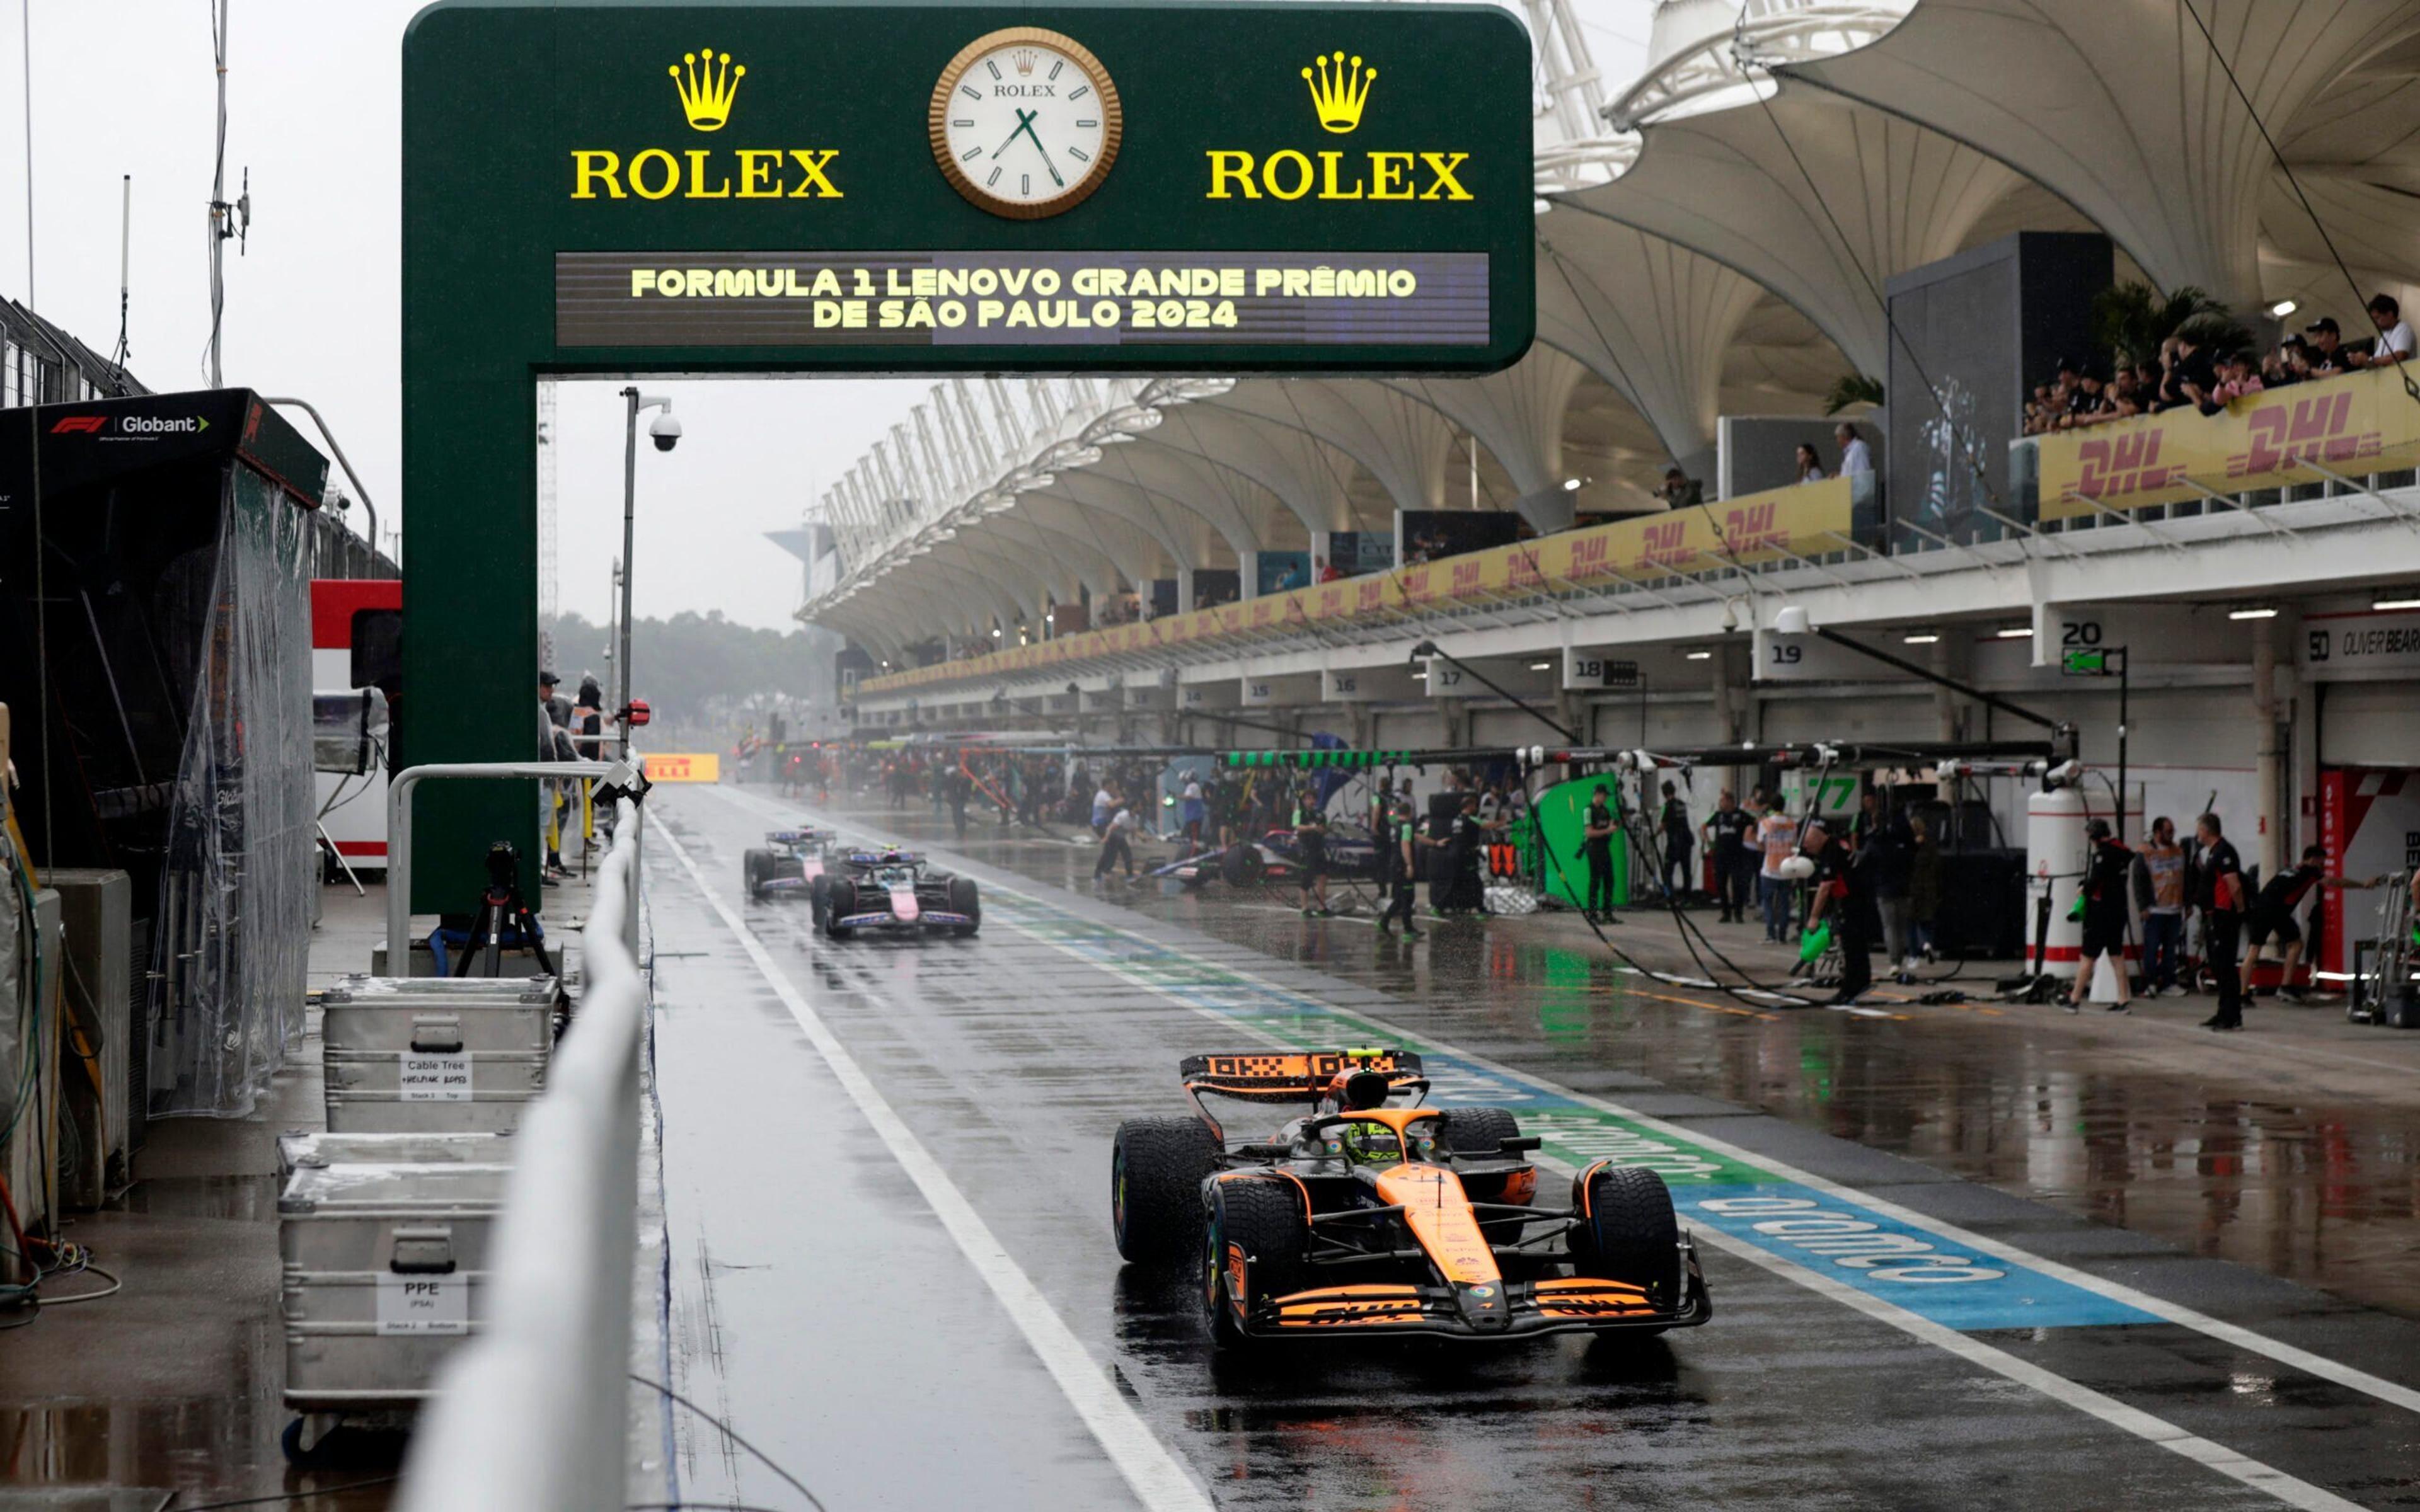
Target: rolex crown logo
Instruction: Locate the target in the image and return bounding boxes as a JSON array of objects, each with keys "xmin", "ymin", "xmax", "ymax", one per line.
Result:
[
  {"xmin": 1012, "ymin": 48, "xmax": 1038, "ymax": 77},
  {"xmin": 669, "ymin": 47, "xmax": 745, "ymax": 132},
  {"xmin": 1301, "ymin": 51, "xmax": 1375, "ymax": 134}
]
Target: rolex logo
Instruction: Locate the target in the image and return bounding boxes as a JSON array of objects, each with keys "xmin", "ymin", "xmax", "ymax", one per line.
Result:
[
  {"xmin": 1012, "ymin": 48, "xmax": 1038, "ymax": 77},
  {"xmin": 669, "ymin": 47, "xmax": 744, "ymax": 131},
  {"xmin": 1302, "ymin": 51, "xmax": 1374, "ymax": 134}
]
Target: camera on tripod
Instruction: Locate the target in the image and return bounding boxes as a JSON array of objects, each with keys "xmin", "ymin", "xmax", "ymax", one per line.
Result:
[{"xmin": 485, "ymin": 840, "xmax": 520, "ymax": 891}]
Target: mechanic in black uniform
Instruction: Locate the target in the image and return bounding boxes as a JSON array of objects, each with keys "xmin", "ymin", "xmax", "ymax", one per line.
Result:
[
  {"xmin": 1658, "ymin": 781, "xmax": 1695, "ymax": 902},
  {"xmin": 1294, "ymin": 788, "xmax": 1334, "ymax": 917},
  {"xmin": 1802, "ymin": 819, "xmax": 1874, "ymax": 1005},
  {"xmin": 1702, "ymin": 788, "xmax": 1756, "ymax": 924},
  {"xmin": 2246, "ymin": 844, "xmax": 2384, "ymax": 1001},
  {"xmin": 2194, "ymin": 813, "xmax": 2248, "ymax": 1029},
  {"xmin": 946, "ymin": 765, "xmax": 972, "ymax": 842},
  {"xmin": 1444, "ymin": 793, "xmax": 1489, "ymax": 916},
  {"xmin": 2066, "ymin": 819, "xmax": 2136, "ymax": 1014},
  {"xmin": 1580, "ymin": 784, "xmax": 1618, "ymax": 923},
  {"xmin": 1377, "ymin": 794, "xmax": 1426, "ymax": 940}
]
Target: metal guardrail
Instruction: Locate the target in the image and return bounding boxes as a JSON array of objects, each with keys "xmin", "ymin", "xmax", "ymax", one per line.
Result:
[
  {"xmin": 384, "ymin": 760, "xmax": 634, "ymax": 971},
  {"xmin": 395, "ymin": 791, "xmax": 647, "ymax": 1511}
]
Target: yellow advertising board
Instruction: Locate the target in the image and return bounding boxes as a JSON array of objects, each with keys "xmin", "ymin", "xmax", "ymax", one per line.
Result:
[
  {"xmin": 859, "ymin": 476, "xmax": 1859, "ymax": 693},
  {"xmin": 2034, "ymin": 365, "xmax": 2420, "ymax": 519},
  {"xmin": 640, "ymin": 752, "xmax": 722, "ymax": 783}
]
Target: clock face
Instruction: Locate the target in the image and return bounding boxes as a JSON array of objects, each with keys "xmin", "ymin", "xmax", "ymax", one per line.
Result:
[{"xmin": 929, "ymin": 28, "xmax": 1122, "ymax": 219}]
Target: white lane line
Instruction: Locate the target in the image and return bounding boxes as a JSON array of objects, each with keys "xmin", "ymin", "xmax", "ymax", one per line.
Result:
[
  {"xmin": 712, "ymin": 796, "xmax": 2420, "ymax": 1419},
  {"xmin": 654, "ymin": 820, "xmax": 1214, "ymax": 1512}
]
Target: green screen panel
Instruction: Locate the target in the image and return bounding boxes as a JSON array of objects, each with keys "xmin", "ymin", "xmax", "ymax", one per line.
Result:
[{"xmin": 1530, "ymin": 774, "xmax": 1625, "ymax": 909}]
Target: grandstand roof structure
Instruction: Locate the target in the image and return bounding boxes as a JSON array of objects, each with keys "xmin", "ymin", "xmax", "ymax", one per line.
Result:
[{"xmin": 802, "ymin": 0, "xmax": 2420, "ymax": 665}]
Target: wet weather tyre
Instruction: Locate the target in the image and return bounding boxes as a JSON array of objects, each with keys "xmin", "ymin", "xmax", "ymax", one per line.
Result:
[
  {"xmin": 809, "ymin": 876, "xmax": 829, "ymax": 925},
  {"xmin": 1111, "ymin": 1116, "xmax": 1219, "ymax": 1263},
  {"xmin": 1203, "ymin": 1177, "xmax": 1310, "ymax": 1347},
  {"xmin": 742, "ymin": 849, "xmax": 771, "ymax": 900},
  {"xmin": 1442, "ymin": 1106, "xmax": 1522, "ymax": 1155},
  {"xmin": 823, "ymin": 880, "xmax": 856, "ymax": 939},
  {"xmin": 948, "ymin": 876, "xmax": 981, "ymax": 936},
  {"xmin": 1570, "ymin": 1165, "xmax": 1680, "ymax": 1310},
  {"xmin": 1220, "ymin": 844, "xmax": 1265, "ymax": 886}
]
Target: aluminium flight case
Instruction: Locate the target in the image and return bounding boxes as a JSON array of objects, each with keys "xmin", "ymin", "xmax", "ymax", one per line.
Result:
[
  {"xmin": 279, "ymin": 1158, "xmax": 510, "ymax": 1445},
  {"xmin": 277, "ymin": 1128, "xmax": 516, "ymax": 1186},
  {"xmin": 320, "ymin": 975, "xmax": 555, "ymax": 1134}
]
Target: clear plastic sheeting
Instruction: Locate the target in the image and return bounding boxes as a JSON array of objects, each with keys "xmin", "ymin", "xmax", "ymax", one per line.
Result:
[{"xmin": 154, "ymin": 464, "xmax": 314, "ymax": 1116}]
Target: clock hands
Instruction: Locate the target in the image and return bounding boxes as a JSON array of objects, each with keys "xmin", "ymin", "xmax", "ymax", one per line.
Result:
[
  {"xmin": 1008, "ymin": 109, "xmax": 1065, "ymax": 188},
  {"xmin": 989, "ymin": 107, "xmax": 1036, "ymax": 162}
]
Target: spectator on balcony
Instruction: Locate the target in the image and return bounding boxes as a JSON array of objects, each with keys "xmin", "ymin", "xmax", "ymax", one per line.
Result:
[
  {"xmin": 1795, "ymin": 442, "xmax": 1827, "ymax": 483},
  {"xmin": 1834, "ymin": 422, "xmax": 1872, "ymax": 477},
  {"xmin": 2065, "ymin": 370, "xmax": 2116, "ymax": 426},
  {"xmin": 2307, "ymin": 316, "xmax": 2362, "ymax": 375},
  {"xmin": 2211, "ymin": 352, "xmax": 2263, "ymax": 405},
  {"xmin": 1660, "ymin": 467, "xmax": 1703, "ymax": 508},
  {"xmin": 2104, "ymin": 372, "xmax": 2145, "ymax": 421},
  {"xmin": 2024, "ymin": 384, "xmax": 2058, "ymax": 437},
  {"xmin": 1315, "ymin": 556, "xmax": 1342, "ymax": 583},
  {"xmin": 2148, "ymin": 337, "xmax": 2186, "ymax": 412},
  {"xmin": 2368, "ymin": 294, "xmax": 2413, "ymax": 365},
  {"xmin": 2174, "ymin": 329, "xmax": 2222, "ymax": 410}
]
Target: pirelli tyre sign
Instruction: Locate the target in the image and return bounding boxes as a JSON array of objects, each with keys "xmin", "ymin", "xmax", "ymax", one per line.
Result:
[{"xmin": 406, "ymin": 3, "xmax": 1535, "ymax": 374}]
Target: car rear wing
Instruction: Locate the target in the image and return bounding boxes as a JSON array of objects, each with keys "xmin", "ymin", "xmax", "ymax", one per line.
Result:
[{"xmin": 1180, "ymin": 1050, "xmax": 1427, "ymax": 1104}]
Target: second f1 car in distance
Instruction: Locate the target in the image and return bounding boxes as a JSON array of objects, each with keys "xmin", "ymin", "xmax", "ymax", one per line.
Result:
[
  {"xmin": 742, "ymin": 827, "xmax": 834, "ymax": 903},
  {"xmin": 1111, "ymin": 1048, "xmax": 1710, "ymax": 1344},
  {"xmin": 821, "ymin": 845, "xmax": 981, "ymax": 940}
]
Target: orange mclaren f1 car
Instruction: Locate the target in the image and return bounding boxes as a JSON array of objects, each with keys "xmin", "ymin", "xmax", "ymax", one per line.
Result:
[{"xmin": 1111, "ymin": 1048, "xmax": 1711, "ymax": 1344}]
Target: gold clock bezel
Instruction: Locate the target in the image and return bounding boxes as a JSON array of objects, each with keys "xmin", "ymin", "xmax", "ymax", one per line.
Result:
[{"xmin": 928, "ymin": 26, "xmax": 1124, "ymax": 220}]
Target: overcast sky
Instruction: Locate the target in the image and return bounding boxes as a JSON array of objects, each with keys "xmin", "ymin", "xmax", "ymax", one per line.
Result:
[{"xmin": 0, "ymin": 1, "xmax": 1647, "ymax": 631}]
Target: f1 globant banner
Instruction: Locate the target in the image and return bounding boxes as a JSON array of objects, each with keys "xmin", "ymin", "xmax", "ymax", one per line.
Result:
[{"xmin": 406, "ymin": 3, "xmax": 1535, "ymax": 374}]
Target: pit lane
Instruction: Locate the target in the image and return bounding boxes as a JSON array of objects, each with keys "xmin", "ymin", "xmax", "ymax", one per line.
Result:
[{"xmin": 636, "ymin": 784, "xmax": 2420, "ymax": 1510}]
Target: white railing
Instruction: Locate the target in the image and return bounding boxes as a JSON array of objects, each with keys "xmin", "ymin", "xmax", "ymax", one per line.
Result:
[
  {"xmin": 384, "ymin": 760, "xmax": 637, "ymax": 970},
  {"xmin": 395, "ymin": 791, "xmax": 648, "ymax": 1511}
]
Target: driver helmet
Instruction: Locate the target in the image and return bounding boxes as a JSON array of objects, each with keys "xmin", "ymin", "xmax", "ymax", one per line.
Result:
[{"xmin": 1339, "ymin": 1122, "xmax": 1404, "ymax": 1167}]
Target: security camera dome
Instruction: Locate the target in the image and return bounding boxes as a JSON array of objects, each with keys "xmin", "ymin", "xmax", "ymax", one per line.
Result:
[{"xmin": 649, "ymin": 411, "xmax": 683, "ymax": 452}]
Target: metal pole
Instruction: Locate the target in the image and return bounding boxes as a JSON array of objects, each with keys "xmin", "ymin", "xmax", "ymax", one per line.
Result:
[
  {"xmin": 618, "ymin": 386, "xmax": 639, "ymax": 753},
  {"xmin": 207, "ymin": 0, "xmax": 230, "ymax": 388},
  {"xmin": 2116, "ymin": 648, "xmax": 2130, "ymax": 844}
]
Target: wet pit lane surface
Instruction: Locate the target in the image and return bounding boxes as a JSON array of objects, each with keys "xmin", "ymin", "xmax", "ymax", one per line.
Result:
[{"xmin": 640, "ymin": 787, "xmax": 2420, "ymax": 1511}]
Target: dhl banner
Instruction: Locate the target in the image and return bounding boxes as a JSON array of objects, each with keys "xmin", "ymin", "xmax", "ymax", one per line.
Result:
[
  {"xmin": 860, "ymin": 476, "xmax": 1860, "ymax": 693},
  {"xmin": 2036, "ymin": 365, "xmax": 2420, "ymax": 519},
  {"xmin": 641, "ymin": 752, "xmax": 721, "ymax": 783}
]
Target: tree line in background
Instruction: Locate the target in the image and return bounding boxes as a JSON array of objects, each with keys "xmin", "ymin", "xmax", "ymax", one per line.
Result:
[{"xmin": 543, "ymin": 609, "xmax": 827, "ymax": 723}]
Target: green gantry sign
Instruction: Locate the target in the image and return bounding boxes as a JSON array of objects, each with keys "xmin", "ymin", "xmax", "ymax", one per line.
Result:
[{"xmin": 401, "ymin": 1, "xmax": 1533, "ymax": 905}]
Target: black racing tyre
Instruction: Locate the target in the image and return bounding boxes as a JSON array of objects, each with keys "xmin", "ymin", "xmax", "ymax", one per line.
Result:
[
  {"xmin": 824, "ymin": 879, "xmax": 856, "ymax": 939},
  {"xmin": 1569, "ymin": 1165, "xmax": 1680, "ymax": 1310},
  {"xmin": 1220, "ymin": 844, "xmax": 1266, "ymax": 886},
  {"xmin": 809, "ymin": 875, "xmax": 829, "ymax": 925},
  {"xmin": 1111, "ymin": 1116, "xmax": 1220, "ymax": 1263},
  {"xmin": 948, "ymin": 876, "xmax": 981, "ymax": 936},
  {"xmin": 1203, "ymin": 1176, "xmax": 1310, "ymax": 1347},
  {"xmin": 1442, "ymin": 1106, "xmax": 1523, "ymax": 1155},
  {"xmin": 742, "ymin": 849, "xmax": 771, "ymax": 900}
]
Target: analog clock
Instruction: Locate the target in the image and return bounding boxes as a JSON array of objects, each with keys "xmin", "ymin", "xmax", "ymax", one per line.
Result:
[{"xmin": 929, "ymin": 28, "xmax": 1122, "ymax": 219}]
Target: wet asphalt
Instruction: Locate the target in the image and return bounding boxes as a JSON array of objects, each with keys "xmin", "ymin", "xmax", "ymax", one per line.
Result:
[{"xmin": 637, "ymin": 784, "xmax": 2420, "ymax": 1511}]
